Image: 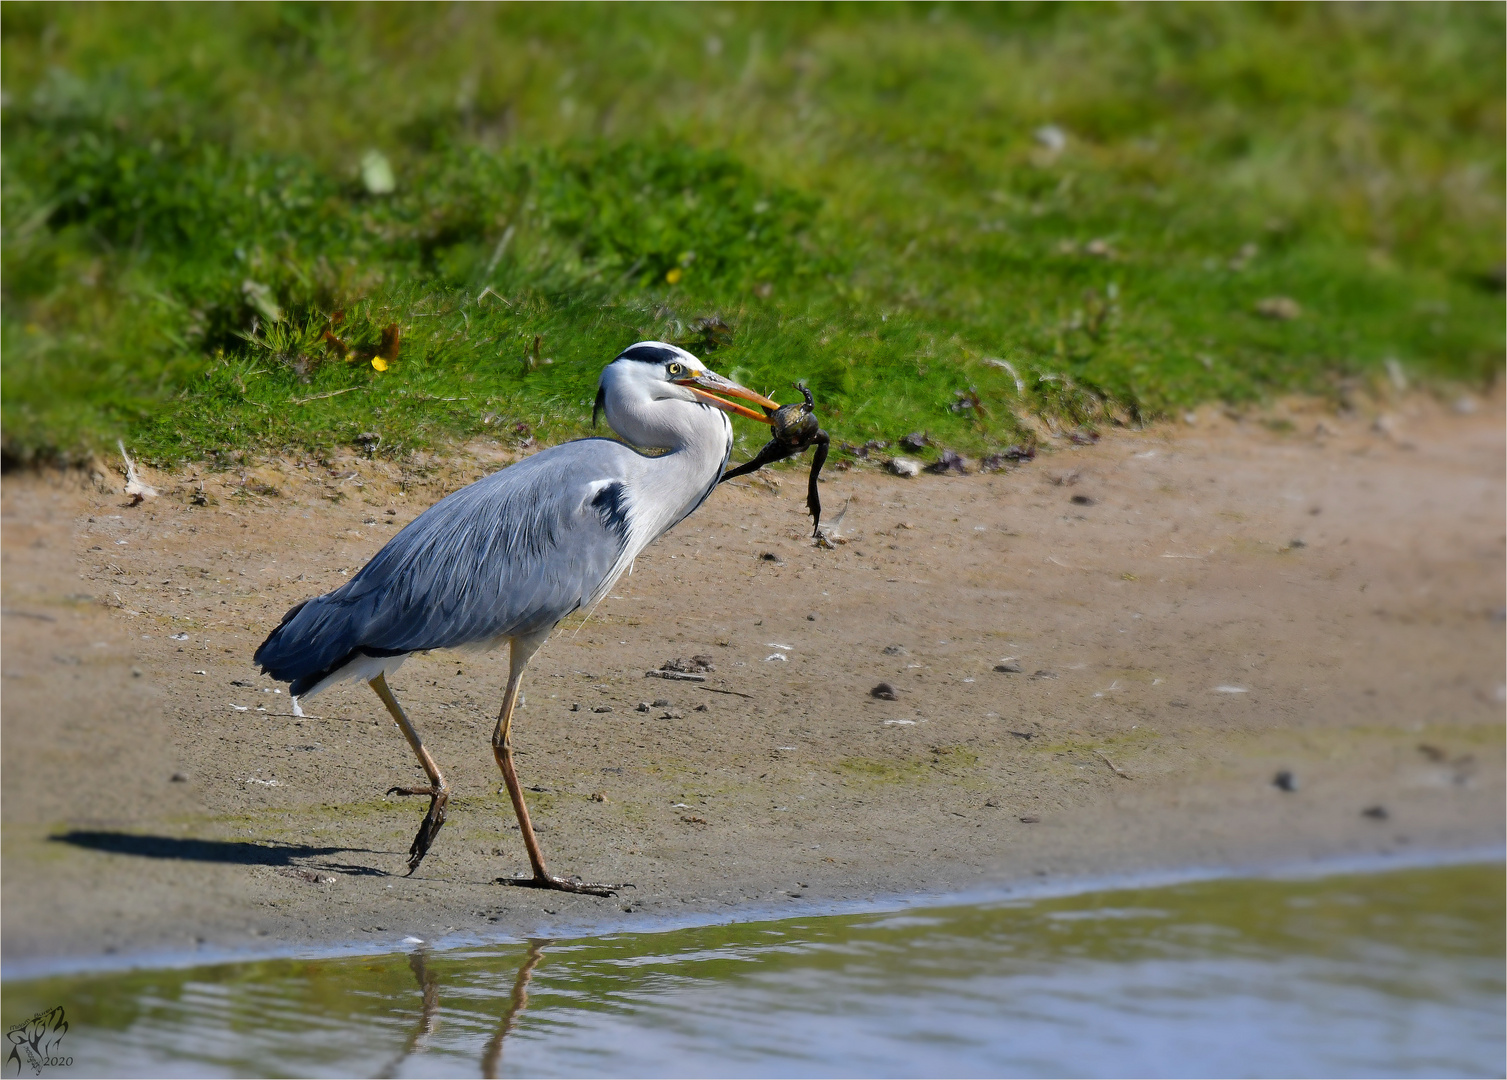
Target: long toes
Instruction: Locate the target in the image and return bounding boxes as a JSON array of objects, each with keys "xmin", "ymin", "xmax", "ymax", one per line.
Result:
[
  {"xmin": 573, "ymin": 883, "xmax": 619, "ymax": 897},
  {"xmin": 405, "ymin": 838, "xmax": 430, "ymax": 874},
  {"xmin": 556, "ymin": 879, "xmax": 616, "ymax": 897},
  {"xmin": 387, "ymin": 785, "xmax": 438, "ymax": 797},
  {"xmin": 497, "ymin": 874, "xmax": 623, "ymax": 897},
  {"xmin": 401, "ymin": 795, "xmax": 449, "ymax": 874},
  {"xmin": 562, "ymin": 878, "xmax": 626, "ymax": 897},
  {"xmin": 404, "ymin": 828, "xmax": 440, "ymax": 874}
]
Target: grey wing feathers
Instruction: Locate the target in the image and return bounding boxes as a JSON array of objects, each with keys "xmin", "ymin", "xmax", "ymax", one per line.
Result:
[{"xmin": 255, "ymin": 442, "xmax": 633, "ymax": 690}]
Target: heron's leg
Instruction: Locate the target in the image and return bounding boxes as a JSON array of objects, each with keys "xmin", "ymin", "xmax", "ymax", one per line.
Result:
[
  {"xmin": 492, "ymin": 633, "xmax": 620, "ymax": 897},
  {"xmin": 370, "ymin": 671, "xmax": 450, "ymax": 875}
]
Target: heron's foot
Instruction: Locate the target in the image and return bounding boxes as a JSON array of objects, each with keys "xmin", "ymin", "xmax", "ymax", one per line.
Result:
[
  {"xmin": 387, "ymin": 785, "xmax": 449, "ymax": 875},
  {"xmin": 497, "ymin": 872, "xmax": 628, "ymax": 898}
]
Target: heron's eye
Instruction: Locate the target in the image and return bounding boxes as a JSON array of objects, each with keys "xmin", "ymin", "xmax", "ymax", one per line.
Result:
[{"xmin": 666, "ymin": 362, "xmax": 685, "ymax": 378}]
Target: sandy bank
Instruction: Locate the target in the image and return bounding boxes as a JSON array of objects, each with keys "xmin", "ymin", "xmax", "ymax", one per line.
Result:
[{"xmin": 3, "ymin": 391, "xmax": 1502, "ymax": 972}]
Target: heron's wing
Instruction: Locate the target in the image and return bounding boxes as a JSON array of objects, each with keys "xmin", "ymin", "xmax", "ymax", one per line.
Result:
[{"xmin": 255, "ymin": 440, "xmax": 638, "ymax": 687}]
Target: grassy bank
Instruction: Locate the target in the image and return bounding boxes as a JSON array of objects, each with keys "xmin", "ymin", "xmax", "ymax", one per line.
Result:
[{"xmin": 2, "ymin": 2, "xmax": 1502, "ymax": 468}]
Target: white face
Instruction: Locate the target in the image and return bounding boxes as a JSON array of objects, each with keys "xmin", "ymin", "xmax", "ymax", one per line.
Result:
[
  {"xmin": 596, "ymin": 342, "xmax": 778, "ymax": 427},
  {"xmin": 616, "ymin": 343, "xmax": 704, "ymax": 398},
  {"xmin": 595, "ymin": 343, "xmax": 702, "ymax": 427}
]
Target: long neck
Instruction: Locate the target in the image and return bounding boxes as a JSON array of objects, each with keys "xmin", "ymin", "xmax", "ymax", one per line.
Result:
[{"xmin": 607, "ymin": 395, "xmax": 731, "ymax": 541}]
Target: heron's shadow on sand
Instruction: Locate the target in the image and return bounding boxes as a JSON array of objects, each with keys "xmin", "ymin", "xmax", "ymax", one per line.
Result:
[{"xmin": 51, "ymin": 830, "xmax": 389, "ymax": 875}]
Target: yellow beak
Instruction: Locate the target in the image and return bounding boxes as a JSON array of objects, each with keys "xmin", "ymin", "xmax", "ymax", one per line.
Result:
[{"xmin": 676, "ymin": 371, "xmax": 779, "ymax": 424}]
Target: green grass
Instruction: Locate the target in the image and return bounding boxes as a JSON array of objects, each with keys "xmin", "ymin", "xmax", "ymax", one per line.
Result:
[{"xmin": 3, "ymin": 2, "xmax": 1502, "ymax": 468}]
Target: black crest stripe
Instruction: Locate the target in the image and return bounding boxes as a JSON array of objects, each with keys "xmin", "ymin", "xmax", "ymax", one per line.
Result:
[{"xmin": 618, "ymin": 345, "xmax": 682, "ymax": 365}]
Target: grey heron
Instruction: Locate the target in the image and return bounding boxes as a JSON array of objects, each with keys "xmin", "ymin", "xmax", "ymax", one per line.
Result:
[{"xmin": 254, "ymin": 342, "xmax": 779, "ymax": 895}]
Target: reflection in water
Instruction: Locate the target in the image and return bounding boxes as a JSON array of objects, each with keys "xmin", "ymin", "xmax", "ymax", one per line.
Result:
[
  {"xmin": 382, "ymin": 939, "xmax": 549, "ymax": 1079},
  {"xmin": 481, "ymin": 940, "xmax": 547, "ymax": 1080},
  {"xmin": 376, "ymin": 949, "xmax": 441, "ymax": 1079},
  {"xmin": 3, "ymin": 861, "xmax": 1501, "ymax": 1078}
]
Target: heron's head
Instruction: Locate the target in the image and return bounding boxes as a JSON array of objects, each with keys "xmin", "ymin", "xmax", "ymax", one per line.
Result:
[{"xmin": 595, "ymin": 342, "xmax": 779, "ymax": 430}]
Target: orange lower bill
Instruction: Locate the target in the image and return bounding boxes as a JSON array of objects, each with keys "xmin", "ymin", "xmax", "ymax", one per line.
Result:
[{"xmin": 686, "ymin": 386, "xmax": 777, "ymax": 423}]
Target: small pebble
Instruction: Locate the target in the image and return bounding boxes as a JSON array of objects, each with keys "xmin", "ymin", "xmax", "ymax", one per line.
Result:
[
  {"xmin": 925, "ymin": 449, "xmax": 968, "ymax": 475},
  {"xmin": 882, "ymin": 644, "xmax": 908, "ymax": 656},
  {"xmin": 592, "ymin": 705, "xmax": 614, "ymax": 714},
  {"xmin": 1255, "ymin": 296, "xmax": 1302, "ymax": 320},
  {"xmin": 871, "ymin": 682, "xmax": 899, "ymax": 701},
  {"xmin": 1034, "ymin": 124, "xmax": 1066, "ymax": 152},
  {"xmin": 170, "ymin": 772, "xmax": 188, "ymax": 783},
  {"xmin": 1273, "ymin": 770, "xmax": 1298, "ymax": 792},
  {"xmin": 569, "ymin": 703, "xmax": 580, "ymax": 712},
  {"xmin": 652, "ymin": 698, "xmax": 671, "ymax": 707},
  {"xmin": 1362, "ymin": 805, "xmax": 1389, "ymax": 820},
  {"xmin": 1019, "ymin": 815, "xmax": 1041, "ymax": 824},
  {"xmin": 636, "ymin": 702, "xmax": 651, "ymax": 712},
  {"xmin": 1033, "ymin": 670, "xmax": 1058, "ymax": 679},
  {"xmin": 807, "ymin": 613, "xmax": 817, "ymax": 621},
  {"xmin": 1070, "ymin": 494, "xmax": 1095, "ymax": 506},
  {"xmin": 994, "ymin": 662, "xmax": 1023, "ymax": 673}
]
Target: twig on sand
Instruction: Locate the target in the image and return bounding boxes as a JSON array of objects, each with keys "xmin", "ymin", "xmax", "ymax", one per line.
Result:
[
  {"xmin": 267, "ymin": 712, "xmax": 367, "ymax": 722},
  {"xmin": 1095, "ymin": 750, "xmax": 1131, "ymax": 779},
  {"xmin": 1, "ymin": 608, "xmax": 56, "ymax": 621},
  {"xmin": 118, "ymin": 440, "xmax": 160, "ymax": 502},
  {"xmin": 646, "ymin": 670, "xmax": 706, "ymax": 682},
  {"xmin": 697, "ymin": 685, "xmax": 754, "ymax": 699}
]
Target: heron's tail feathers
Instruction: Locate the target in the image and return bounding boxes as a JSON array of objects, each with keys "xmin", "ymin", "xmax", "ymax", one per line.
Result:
[{"xmin": 254, "ymin": 594, "xmax": 405, "ymax": 698}]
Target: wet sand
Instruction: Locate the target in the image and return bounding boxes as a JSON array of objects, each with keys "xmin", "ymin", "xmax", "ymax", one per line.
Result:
[{"xmin": 3, "ymin": 390, "xmax": 1502, "ymax": 972}]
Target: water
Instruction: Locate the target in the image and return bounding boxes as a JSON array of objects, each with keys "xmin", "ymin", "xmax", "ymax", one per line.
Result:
[{"xmin": 4, "ymin": 861, "xmax": 1502, "ymax": 1078}]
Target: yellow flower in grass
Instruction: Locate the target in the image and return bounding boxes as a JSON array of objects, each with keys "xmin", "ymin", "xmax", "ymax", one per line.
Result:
[
  {"xmin": 665, "ymin": 267, "xmax": 683, "ymax": 285},
  {"xmin": 371, "ymin": 323, "xmax": 399, "ymax": 372}
]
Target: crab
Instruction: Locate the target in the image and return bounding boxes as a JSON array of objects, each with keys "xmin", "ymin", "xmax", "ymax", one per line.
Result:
[{"xmin": 719, "ymin": 382, "xmax": 832, "ymax": 537}]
